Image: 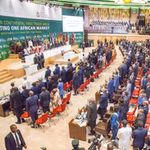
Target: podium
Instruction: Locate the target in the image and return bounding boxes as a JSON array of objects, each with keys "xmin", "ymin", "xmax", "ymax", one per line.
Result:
[{"xmin": 69, "ymin": 119, "xmax": 87, "ymax": 141}]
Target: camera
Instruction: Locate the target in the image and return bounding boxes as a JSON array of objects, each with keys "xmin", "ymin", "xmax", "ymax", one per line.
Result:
[{"xmin": 88, "ymin": 133, "xmax": 103, "ymax": 150}]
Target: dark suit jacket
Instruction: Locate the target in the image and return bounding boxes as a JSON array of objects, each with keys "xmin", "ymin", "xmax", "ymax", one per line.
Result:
[
  {"xmin": 99, "ymin": 93, "xmax": 108, "ymax": 108},
  {"xmin": 10, "ymin": 91, "xmax": 23, "ymax": 109},
  {"xmin": 26, "ymin": 95, "xmax": 39, "ymax": 114},
  {"xmin": 5, "ymin": 130, "xmax": 26, "ymax": 150},
  {"xmin": 87, "ymin": 102, "xmax": 97, "ymax": 122},
  {"xmin": 39, "ymin": 90, "xmax": 50, "ymax": 107},
  {"xmin": 132, "ymin": 127, "xmax": 148, "ymax": 148},
  {"xmin": 45, "ymin": 69, "xmax": 51, "ymax": 80}
]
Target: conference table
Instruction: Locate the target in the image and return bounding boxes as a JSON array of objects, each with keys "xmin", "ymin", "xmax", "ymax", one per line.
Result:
[
  {"xmin": 69, "ymin": 119, "xmax": 87, "ymax": 141},
  {"xmin": 24, "ymin": 64, "xmax": 38, "ymax": 76},
  {"xmin": 0, "ymin": 96, "xmax": 10, "ymax": 117},
  {"xmin": 24, "ymin": 44, "xmax": 71, "ymax": 65}
]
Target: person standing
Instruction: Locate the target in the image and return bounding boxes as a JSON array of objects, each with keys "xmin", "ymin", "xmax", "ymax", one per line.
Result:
[
  {"xmin": 53, "ymin": 64, "xmax": 60, "ymax": 77},
  {"xmin": 45, "ymin": 66, "xmax": 51, "ymax": 81},
  {"xmin": 110, "ymin": 107, "xmax": 119, "ymax": 140},
  {"xmin": 117, "ymin": 120, "xmax": 132, "ymax": 150},
  {"xmin": 87, "ymin": 99, "xmax": 97, "ymax": 135},
  {"xmin": 21, "ymin": 86, "xmax": 29, "ymax": 110},
  {"xmin": 57, "ymin": 79, "xmax": 64, "ymax": 99},
  {"xmin": 22, "ymin": 77, "xmax": 31, "ymax": 90},
  {"xmin": 113, "ymin": 72, "xmax": 120, "ymax": 92},
  {"xmin": 107, "ymin": 76, "xmax": 114, "ymax": 103},
  {"xmin": 60, "ymin": 66, "xmax": 66, "ymax": 83},
  {"xmin": 132, "ymin": 121, "xmax": 148, "ymax": 150},
  {"xmin": 97, "ymin": 89, "xmax": 108, "ymax": 120},
  {"xmin": 10, "ymin": 87, "xmax": 24, "ymax": 124},
  {"xmin": 5, "ymin": 124, "xmax": 27, "ymax": 150},
  {"xmin": 39, "ymin": 87, "xmax": 50, "ymax": 113},
  {"xmin": 126, "ymin": 80, "xmax": 132, "ymax": 98},
  {"xmin": 10, "ymin": 82, "xmax": 15, "ymax": 94},
  {"xmin": 82, "ymin": 41, "xmax": 85, "ymax": 53},
  {"xmin": 40, "ymin": 52, "xmax": 45, "ymax": 68},
  {"xmin": 33, "ymin": 54, "xmax": 39, "ymax": 70},
  {"xmin": 26, "ymin": 91, "xmax": 39, "ymax": 128},
  {"xmin": 72, "ymin": 72, "xmax": 80, "ymax": 95},
  {"xmin": 31, "ymin": 82, "xmax": 39, "ymax": 97}
]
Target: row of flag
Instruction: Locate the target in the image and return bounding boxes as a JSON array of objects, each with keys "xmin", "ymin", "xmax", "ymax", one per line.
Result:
[{"xmin": 50, "ymin": 33, "xmax": 75, "ymax": 45}]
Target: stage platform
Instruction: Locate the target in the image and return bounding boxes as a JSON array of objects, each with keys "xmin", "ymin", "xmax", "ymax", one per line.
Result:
[
  {"xmin": 0, "ymin": 45, "xmax": 79, "ymax": 83},
  {"xmin": 88, "ymin": 33, "xmax": 150, "ymax": 46}
]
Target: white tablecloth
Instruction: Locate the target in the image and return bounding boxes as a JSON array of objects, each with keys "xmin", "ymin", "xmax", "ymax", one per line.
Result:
[
  {"xmin": 63, "ymin": 51, "xmax": 75, "ymax": 60},
  {"xmin": 24, "ymin": 64, "xmax": 38, "ymax": 75},
  {"xmin": 24, "ymin": 44, "xmax": 71, "ymax": 65}
]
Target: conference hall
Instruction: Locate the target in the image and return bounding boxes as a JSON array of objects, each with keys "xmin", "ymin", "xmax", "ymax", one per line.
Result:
[{"xmin": 0, "ymin": 0, "xmax": 150, "ymax": 150}]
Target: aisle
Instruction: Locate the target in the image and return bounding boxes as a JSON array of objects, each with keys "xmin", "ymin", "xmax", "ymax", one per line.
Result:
[{"xmin": 0, "ymin": 46, "xmax": 124, "ymax": 150}]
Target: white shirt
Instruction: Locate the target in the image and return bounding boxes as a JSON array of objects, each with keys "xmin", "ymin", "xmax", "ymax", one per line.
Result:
[
  {"xmin": 23, "ymin": 80, "xmax": 31, "ymax": 90},
  {"xmin": 117, "ymin": 126, "xmax": 132, "ymax": 150},
  {"xmin": 11, "ymin": 132, "xmax": 21, "ymax": 147}
]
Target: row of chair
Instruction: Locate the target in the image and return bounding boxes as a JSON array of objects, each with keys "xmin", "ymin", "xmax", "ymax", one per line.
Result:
[
  {"xmin": 127, "ymin": 67, "xmax": 150, "ymax": 127},
  {"xmin": 77, "ymin": 54, "xmax": 117, "ymax": 94},
  {"xmin": 127, "ymin": 67, "xmax": 143, "ymax": 124},
  {"xmin": 21, "ymin": 92, "xmax": 71, "ymax": 128}
]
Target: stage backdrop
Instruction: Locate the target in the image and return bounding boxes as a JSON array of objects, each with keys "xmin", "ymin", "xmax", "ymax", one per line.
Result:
[{"xmin": 0, "ymin": 0, "xmax": 84, "ymax": 60}]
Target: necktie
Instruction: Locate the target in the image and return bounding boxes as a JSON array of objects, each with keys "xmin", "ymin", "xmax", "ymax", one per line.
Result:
[{"xmin": 14, "ymin": 133, "xmax": 20, "ymax": 148}]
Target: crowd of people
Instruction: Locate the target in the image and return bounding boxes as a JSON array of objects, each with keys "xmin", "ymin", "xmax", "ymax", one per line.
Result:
[
  {"xmin": 88, "ymin": 21, "xmax": 129, "ymax": 34},
  {"xmin": 10, "ymin": 35, "xmax": 68, "ymax": 59},
  {"xmin": 6, "ymin": 37, "xmax": 150, "ymax": 150},
  {"xmin": 138, "ymin": 24, "xmax": 150, "ymax": 35},
  {"xmin": 9, "ymin": 39, "xmax": 114, "ymax": 129},
  {"xmin": 87, "ymin": 39, "xmax": 150, "ymax": 150},
  {"xmin": 33, "ymin": 52, "xmax": 45, "ymax": 70}
]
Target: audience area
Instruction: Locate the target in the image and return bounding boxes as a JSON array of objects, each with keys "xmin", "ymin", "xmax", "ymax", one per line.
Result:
[
  {"xmin": 87, "ymin": 21, "xmax": 129, "ymax": 34},
  {"xmin": 1, "ymin": 38, "xmax": 150, "ymax": 150}
]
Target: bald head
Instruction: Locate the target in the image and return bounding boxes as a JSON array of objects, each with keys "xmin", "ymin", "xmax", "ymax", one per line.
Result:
[{"xmin": 29, "ymin": 91, "xmax": 34, "ymax": 96}]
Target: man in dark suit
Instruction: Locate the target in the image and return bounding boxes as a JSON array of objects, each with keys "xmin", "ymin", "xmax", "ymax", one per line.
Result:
[
  {"xmin": 45, "ymin": 66, "xmax": 51, "ymax": 81},
  {"xmin": 21, "ymin": 86, "xmax": 29, "ymax": 110},
  {"xmin": 40, "ymin": 52, "xmax": 45, "ymax": 68},
  {"xmin": 26, "ymin": 91, "xmax": 39, "ymax": 128},
  {"xmin": 10, "ymin": 87, "xmax": 24, "ymax": 124},
  {"xmin": 98, "ymin": 89, "xmax": 108, "ymax": 120},
  {"xmin": 132, "ymin": 121, "xmax": 148, "ymax": 150},
  {"xmin": 53, "ymin": 64, "xmax": 60, "ymax": 77},
  {"xmin": 5, "ymin": 124, "xmax": 27, "ymax": 150},
  {"xmin": 60, "ymin": 66, "xmax": 67, "ymax": 83},
  {"xmin": 87, "ymin": 99, "xmax": 97, "ymax": 135},
  {"xmin": 107, "ymin": 76, "xmax": 114, "ymax": 103},
  {"xmin": 72, "ymin": 72, "xmax": 80, "ymax": 95},
  {"xmin": 33, "ymin": 54, "xmax": 39, "ymax": 69},
  {"xmin": 119, "ymin": 61, "xmax": 127, "ymax": 83},
  {"xmin": 31, "ymin": 82, "xmax": 39, "ymax": 97},
  {"xmin": 39, "ymin": 87, "xmax": 50, "ymax": 113}
]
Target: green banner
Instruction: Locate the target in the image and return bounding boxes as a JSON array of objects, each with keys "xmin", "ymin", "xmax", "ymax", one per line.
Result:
[{"xmin": 0, "ymin": 8, "xmax": 84, "ymax": 60}]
